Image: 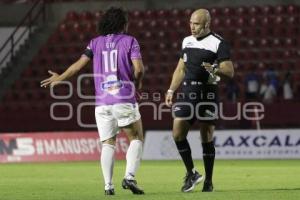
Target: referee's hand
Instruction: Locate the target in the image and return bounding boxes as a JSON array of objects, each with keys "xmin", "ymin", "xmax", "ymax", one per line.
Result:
[
  {"xmin": 202, "ymin": 62, "xmax": 214, "ymax": 73},
  {"xmin": 165, "ymin": 90, "xmax": 174, "ymax": 107}
]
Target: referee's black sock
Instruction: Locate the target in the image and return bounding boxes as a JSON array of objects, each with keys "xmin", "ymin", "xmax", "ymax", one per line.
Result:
[
  {"xmin": 175, "ymin": 139, "xmax": 194, "ymax": 174},
  {"xmin": 202, "ymin": 141, "xmax": 215, "ymax": 182}
]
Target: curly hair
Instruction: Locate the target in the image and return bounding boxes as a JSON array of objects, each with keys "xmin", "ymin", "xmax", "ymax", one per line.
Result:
[{"xmin": 98, "ymin": 7, "xmax": 128, "ymax": 35}]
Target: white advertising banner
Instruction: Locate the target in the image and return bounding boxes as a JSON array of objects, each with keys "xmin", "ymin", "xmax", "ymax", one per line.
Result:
[{"xmin": 142, "ymin": 129, "xmax": 300, "ymax": 160}]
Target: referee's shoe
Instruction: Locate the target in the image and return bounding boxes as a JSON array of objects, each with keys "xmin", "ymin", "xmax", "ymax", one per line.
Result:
[
  {"xmin": 181, "ymin": 171, "xmax": 203, "ymax": 192},
  {"xmin": 202, "ymin": 180, "xmax": 213, "ymax": 192}
]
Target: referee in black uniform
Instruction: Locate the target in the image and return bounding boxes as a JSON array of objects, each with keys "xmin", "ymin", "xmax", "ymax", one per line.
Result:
[{"xmin": 165, "ymin": 9, "xmax": 234, "ymax": 192}]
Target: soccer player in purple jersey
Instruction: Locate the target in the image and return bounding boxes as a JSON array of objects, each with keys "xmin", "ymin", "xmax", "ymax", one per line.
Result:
[{"xmin": 41, "ymin": 7, "xmax": 145, "ymax": 195}]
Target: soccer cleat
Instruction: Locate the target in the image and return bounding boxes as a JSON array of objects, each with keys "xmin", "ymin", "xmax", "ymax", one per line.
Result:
[
  {"xmin": 104, "ymin": 189, "xmax": 115, "ymax": 195},
  {"xmin": 181, "ymin": 171, "xmax": 203, "ymax": 192},
  {"xmin": 202, "ymin": 180, "xmax": 213, "ymax": 192},
  {"xmin": 122, "ymin": 179, "xmax": 145, "ymax": 194},
  {"xmin": 104, "ymin": 183, "xmax": 115, "ymax": 195}
]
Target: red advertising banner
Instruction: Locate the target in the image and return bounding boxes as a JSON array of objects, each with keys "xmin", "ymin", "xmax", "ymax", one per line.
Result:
[{"xmin": 0, "ymin": 131, "xmax": 129, "ymax": 163}]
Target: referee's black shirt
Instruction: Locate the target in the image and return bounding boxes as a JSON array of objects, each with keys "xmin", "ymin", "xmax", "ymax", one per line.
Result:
[{"xmin": 180, "ymin": 32, "xmax": 231, "ymax": 83}]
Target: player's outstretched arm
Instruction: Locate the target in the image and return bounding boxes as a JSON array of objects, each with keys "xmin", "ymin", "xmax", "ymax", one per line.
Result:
[
  {"xmin": 165, "ymin": 58, "xmax": 186, "ymax": 107},
  {"xmin": 132, "ymin": 58, "xmax": 145, "ymax": 90},
  {"xmin": 40, "ymin": 56, "xmax": 90, "ymax": 88}
]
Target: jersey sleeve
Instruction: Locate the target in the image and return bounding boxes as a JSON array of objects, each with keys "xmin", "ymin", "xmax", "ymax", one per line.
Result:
[
  {"xmin": 82, "ymin": 39, "xmax": 94, "ymax": 59},
  {"xmin": 217, "ymin": 40, "xmax": 231, "ymax": 63},
  {"xmin": 180, "ymin": 37, "xmax": 186, "ymax": 59},
  {"xmin": 130, "ymin": 37, "xmax": 142, "ymax": 59}
]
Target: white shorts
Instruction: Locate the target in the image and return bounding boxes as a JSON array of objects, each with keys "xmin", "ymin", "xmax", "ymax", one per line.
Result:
[{"xmin": 95, "ymin": 103, "xmax": 141, "ymax": 142}]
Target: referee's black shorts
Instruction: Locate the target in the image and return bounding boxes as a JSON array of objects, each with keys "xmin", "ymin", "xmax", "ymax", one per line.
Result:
[{"xmin": 172, "ymin": 80, "xmax": 218, "ymax": 125}]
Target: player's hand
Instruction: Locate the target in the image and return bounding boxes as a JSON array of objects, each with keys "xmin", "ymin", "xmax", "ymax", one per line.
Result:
[
  {"xmin": 165, "ymin": 90, "xmax": 174, "ymax": 107},
  {"xmin": 40, "ymin": 70, "xmax": 60, "ymax": 88}
]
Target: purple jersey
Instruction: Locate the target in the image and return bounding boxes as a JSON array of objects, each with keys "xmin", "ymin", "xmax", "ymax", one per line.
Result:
[{"xmin": 84, "ymin": 34, "xmax": 142, "ymax": 106}]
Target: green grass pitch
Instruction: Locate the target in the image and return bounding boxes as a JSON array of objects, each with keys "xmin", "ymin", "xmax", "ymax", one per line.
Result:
[{"xmin": 0, "ymin": 160, "xmax": 300, "ymax": 200}]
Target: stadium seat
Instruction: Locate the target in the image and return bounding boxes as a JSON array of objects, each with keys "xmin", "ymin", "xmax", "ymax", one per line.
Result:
[
  {"xmin": 260, "ymin": 16, "xmax": 272, "ymax": 27},
  {"xmin": 129, "ymin": 10, "xmax": 143, "ymax": 20},
  {"xmin": 144, "ymin": 10, "xmax": 155, "ymax": 18},
  {"xmin": 261, "ymin": 5, "xmax": 274, "ymax": 15},
  {"xmin": 246, "ymin": 39, "xmax": 256, "ymax": 48},
  {"xmin": 224, "ymin": 18, "xmax": 234, "ymax": 26},
  {"xmin": 66, "ymin": 11, "xmax": 79, "ymax": 22},
  {"xmin": 211, "ymin": 17, "xmax": 222, "ymax": 27},
  {"xmin": 183, "ymin": 8, "xmax": 193, "ymax": 17},
  {"xmin": 171, "ymin": 41, "xmax": 180, "ymax": 49},
  {"xmin": 274, "ymin": 16, "xmax": 284, "ymax": 26},
  {"xmin": 170, "ymin": 8, "xmax": 180, "ymax": 18},
  {"xmin": 80, "ymin": 11, "xmax": 94, "ymax": 21},
  {"xmin": 236, "ymin": 17, "xmax": 247, "ymax": 27},
  {"xmin": 209, "ymin": 7, "xmax": 221, "ymax": 17},
  {"xmin": 157, "ymin": 9, "xmax": 170, "ymax": 18},
  {"xmin": 94, "ymin": 10, "xmax": 103, "ymax": 20},
  {"xmin": 222, "ymin": 7, "xmax": 235, "ymax": 16},
  {"xmin": 72, "ymin": 22, "xmax": 82, "ymax": 33},
  {"xmin": 248, "ymin": 5, "xmax": 261, "ymax": 16},
  {"xmin": 177, "ymin": 18, "xmax": 187, "ymax": 28},
  {"xmin": 272, "ymin": 38, "xmax": 282, "ymax": 48},
  {"xmin": 234, "ymin": 28, "xmax": 246, "ymax": 37},
  {"xmin": 84, "ymin": 22, "xmax": 96, "ymax": 33},
  {"xmin": 136, "ymin": 20, "xmax": 145, "ymax": 29},
  {"xmin": 284, "ymin": 49, "xmax": 296, "ymax": 59},
  {"xmin": 149, "ymin": 19, "xmax": 159, "ymax": 30},
  {"xmin": 274, "ymin": 5, "xmax": 286, "ymax": 15},
  {"xmin": 248, "ymin": 17, "xmax": 258, "ymax": 27},
  {"xmin": 286, "ymin": 4, "xmax": 299, "ymax": 15},
  {"xmin": 287, "ymin": 16, "xmax": 299, "ymax": 26},
  {"xmin": 236, "ymin": 6, "xmax": 248, "ymax": 16}
]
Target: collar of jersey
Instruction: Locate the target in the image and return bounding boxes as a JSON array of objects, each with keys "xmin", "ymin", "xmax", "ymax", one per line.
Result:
[{"xmin": 196, "ymin": 32, "xmax": 212, "ymax": 41}]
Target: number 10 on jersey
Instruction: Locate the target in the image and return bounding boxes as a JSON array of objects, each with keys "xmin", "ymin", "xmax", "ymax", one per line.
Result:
[{"xmin": 102, "ymin": 50, "xmax": 118, "ymax": 72}]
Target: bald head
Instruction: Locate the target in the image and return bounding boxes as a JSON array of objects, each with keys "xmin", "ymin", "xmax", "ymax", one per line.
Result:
[
  {"xmin": 192, "ymin": 9, "xmax": 211, "ymax": 24},
  {"xmin": 190, "ymin": 9, "xmax": 211, "ymax": 38}
]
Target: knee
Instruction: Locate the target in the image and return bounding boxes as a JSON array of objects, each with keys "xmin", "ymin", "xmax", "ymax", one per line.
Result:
[
  {"xmin": 172, "ymin": 131, "xmax": 185, "ymax": 142},
  {"xmin": 102, "ymin": 137, "xmax": 116, "ymax": 145},
  {"xmin": 172, "ymin": 119, "xmax": 190, "ymax": 142},
  {"xmin": 126, "ymin": 129, "xmax": 144, "ymax": 142},
  {"xmin": 128, "ymin": 134, "xmax": 144, "ymax": 142},
  {"xmin": 200, "ymin": 124, "xmax": 215, "ymax": 143}
]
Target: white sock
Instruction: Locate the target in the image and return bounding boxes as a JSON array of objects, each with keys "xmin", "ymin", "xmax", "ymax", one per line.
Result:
[
  {"xmin": 125, "ymin": 140, "xmax": 143, "ymax": 180},
  {"xmin": 101, "ymin": 144, "xmax": 115, "ymax": 187}
]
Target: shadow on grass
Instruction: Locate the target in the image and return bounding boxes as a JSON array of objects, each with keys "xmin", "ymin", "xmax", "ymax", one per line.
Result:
[
  {"xmin": 108, "ymin": 187, "xmax": 300, "ymax": 197},
  {"xmin": 217, "ymin": 188, "xmax": 300, "ymax": 192}
]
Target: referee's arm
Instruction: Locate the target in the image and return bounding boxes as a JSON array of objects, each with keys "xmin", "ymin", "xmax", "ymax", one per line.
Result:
[
  {"xmin": 215, "ymin": 60, "xmax": 234, "ymax": 79},
  {"xmin": 215, "ymin": 39, "xmax": 234, "ymax": 79},
  {"xmin": 165, "ymin": 58, "xmax": 186, "ymax": 107},
  {"xmin": 169, "ymin": 58, "xmax": 186, "ymax": 91}
]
